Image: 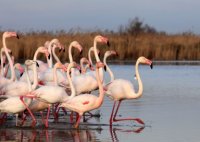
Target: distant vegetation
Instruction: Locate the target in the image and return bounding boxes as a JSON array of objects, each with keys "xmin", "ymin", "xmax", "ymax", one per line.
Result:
[{"xmin": 1, "ymin": 17, "xmax": 200, "ymax": 63}]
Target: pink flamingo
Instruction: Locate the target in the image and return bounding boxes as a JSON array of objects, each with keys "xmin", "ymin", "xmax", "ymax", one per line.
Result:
[
  {"xmin": 59, "ymin": 61, "xmax": 105, "ymax": 128},
  {"xmin": 104, "ymin": 56, "xmax": 153, "ymax": 126}
]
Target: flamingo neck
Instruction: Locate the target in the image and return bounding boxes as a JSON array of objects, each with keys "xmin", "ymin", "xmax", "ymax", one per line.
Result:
[
  {"xmin": 68, "ymin": 44, "xmax": 76, "ymax": 78},
  {"xmin": 104, "ymin": 55, "xmax": 114, "ymax": 82},
  {"xmin": 31, "ymin": 63, "xmax": 38, "ymax": 90},
  {"xmin": 1, "ymin": 50, "xmax": 4, "ymax": 76},
  {"xmin": 96, "ymin": 66, "xmax": 104, "ymax": 107},
  {"xmin": 67, "ymin": 66, "xmax": 76, "ymax": 99},
  {"xmin": 25, "ymin": 66, "xmax": 32, "ymax": 91},
  {"xmin": 52, "ymin": 46, "xmax": 61, "ymax": 63},
  {"xmin": 88, "ymin": 48, "xmax": 94, "ymax": 66},
  {"xmin": 3, "ymin": 37, "xmax": 15, "ymax": 81},
  {"xmin": 134, "ymin": 60, "xmax": 143, "ymax": 99},
  {"xmin": 93, "ymin": 41, "xmax": 103, "ymax": 81},
  {"xmin": 53, "ymin": 65, "xmax": 59, "ymax": 86},
  {"xmin": 47, "ymin": 42, "xmax": 53, "ymax": 68}
]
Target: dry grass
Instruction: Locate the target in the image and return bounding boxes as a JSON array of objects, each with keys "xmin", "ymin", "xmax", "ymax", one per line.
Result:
[{"xmin": 1, "ymin": 31, "xmax": 200, "ymax": 63}]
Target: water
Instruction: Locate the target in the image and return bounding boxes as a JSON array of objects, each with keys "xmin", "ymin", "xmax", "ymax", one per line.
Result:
[{"xmin": 1, "ymin": 64, "xmax": 200, "ymax": 142}]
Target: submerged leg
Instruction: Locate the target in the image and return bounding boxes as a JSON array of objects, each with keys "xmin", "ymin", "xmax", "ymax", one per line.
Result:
[
  {"xmin": 109, "ymin": 101, "xmax": 117, "ymax": 125},
  {"xmin": 74, "ymin": 114, "xmax": 82, "ymax": 129},
  {"xmin": 20, "ymin": 96, "xmax": 36, "ymax": 127}
]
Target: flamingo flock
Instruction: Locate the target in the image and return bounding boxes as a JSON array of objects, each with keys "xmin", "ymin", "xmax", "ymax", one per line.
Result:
[{"xmin": 0, "ymin": 31, "xmax": 153, "ymax": 128}]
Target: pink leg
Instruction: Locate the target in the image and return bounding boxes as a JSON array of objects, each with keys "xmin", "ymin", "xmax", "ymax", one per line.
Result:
[
  {"xmin": 70, "ymin": 111, "xmax": 74, "ymax": 123},
  {"xmin": 74, "ymin": 114, "xmax": 81, "ymax": 128},
  {"xmin": 45, "ymin": 106, "xmax": 50, "ymax": 128},
  {"xmin": 20, "ymin": 96, "xmax": 37, "ymax": 127},
  {"xmin": 112, "ymin": 100, "xmax": 145, "ymax": 125},
  {"xmin": 109, "ymin": 101, "xmax": 117, "ymax": 125},
  {"xmin": 20, "ymin": 112, "xmax": 28, "ymax": 126},
  {"xmin": 0, "ymin": 113, "xmax": 7, "ymax": 124},
  {"xmin": 40, "ymin": 111, "xmax": 46, "ymax": 126}
]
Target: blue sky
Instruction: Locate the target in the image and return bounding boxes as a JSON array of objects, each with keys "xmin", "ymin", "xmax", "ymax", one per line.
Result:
[{"xmin": 1, "ymin": 0, "xmax": 200, "ymax": 34}]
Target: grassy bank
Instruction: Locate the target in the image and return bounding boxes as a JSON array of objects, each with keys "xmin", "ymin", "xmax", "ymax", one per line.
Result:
[{"xmin": 1, "ymin": 31, "xmax": 200, "ymax": 63}]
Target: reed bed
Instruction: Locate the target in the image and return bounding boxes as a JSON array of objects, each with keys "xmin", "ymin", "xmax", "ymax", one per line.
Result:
[{"xmin": 1, "ymin": 31, "xmax": 200, "ymax": 63}]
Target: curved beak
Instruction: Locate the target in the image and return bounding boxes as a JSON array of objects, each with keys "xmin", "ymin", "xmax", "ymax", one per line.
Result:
[
  {"xmin": 63, "ymin": 48, "xmax": 65, "ymax": 52},
  {"xmin": 107, "ymin": 41, "xmax": 110, "ymax": 47},
  {"xmin": 150, "ymin": 63, "xmax": 153, "ymax": 69},
  {"xmin": 20, "ymin": 72, "xmax": 24, "ymax": 77},
  {"xmin": 104, "ymin": 66, "xmax": 107, "ymax": 71},
  {"xmin": 16, "ymin": 34, "xmax": 20, "ymax": 39},
  {"xmin": 79, "ymin": 50, "xmax": 83, "ymax": 56},
  {"xmin": 36, "ymin": 62, "xmax": 39, "ymax": 67},
  {"xmin": 48, "ymin": 54, "xmax": 51, "ymax": 60}
]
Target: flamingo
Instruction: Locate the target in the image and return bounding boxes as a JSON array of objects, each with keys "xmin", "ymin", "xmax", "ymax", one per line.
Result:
[
  {"xmin": 103, "ymin": 56, "xmax": 153, "ymax": 126},
  {"xmin": 59, "ymin": 61, "xmax": 105, "ymax": 128},
  {"xmin": 0, "ymin": 60, "xmax": 38, "ymax": 126},
  {"xmin": 23, "ymin": 62, "xmax": 68, "ymax": 127},
  {"xmin": 72, "ymin": 35, "xmax": 109, "ymax": 95}
]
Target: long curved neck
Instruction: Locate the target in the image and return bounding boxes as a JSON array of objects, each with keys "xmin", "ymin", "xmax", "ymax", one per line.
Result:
[
  {"xmin": 96, "ymin": 67, "xmax": 104, "ymax": 107},
  {"xmin": 68, "ymin": 44, "xmax": 75, "ymax": 78},
  {"xmin": 93, "ymin": 41, "xmax": 103, "ymax": 80},
  {"xmin": 53, "ymin": 65, "xmax": 59, "ymax": 86},
  {"xmin": 88, "ymin": 48, "xmax": 94, "ymax": 66},
  {"xmin": 68, "ymin": 44, "xmax": 74, "ymax": 63},
  {"xmin": 33, "ymin": 49, "xmax": 40, "ymax": 61},
  {"xmin": 25, "ymin": 66, "xmax": 32, "ymax": 91},
  {"xmin": 31, "ymin": 63, "xmax": 38, "ymax": 90},
  {"xmin": 104, "ymin": 55, "xmax": 114, "ymax": 82},
  {"xmin": 3, "ymin": 38, "xmax": 15, "ymax": 81},
  {"xmin": 52, "ymin": 46, "xmax": 61, "ymax": 63},
  {"xmin": 47, "ymin": 43, "xmax": 53, "ymax": 68},
  {"xmin": 134, "ymin": 60, "xmax": 143, "ymax": 98},
  {"xmin": 67, "ymin": 67, "xmax": 76, "ymax": 99},
  {"xmin": 1, "ymin": 50, "xmax": 4, "ymax": 76}
]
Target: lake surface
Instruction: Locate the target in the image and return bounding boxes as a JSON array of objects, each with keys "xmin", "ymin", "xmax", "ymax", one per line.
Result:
[{"xmin": 1, "ymin": 64, "xmax": 200, "ymax": 142}]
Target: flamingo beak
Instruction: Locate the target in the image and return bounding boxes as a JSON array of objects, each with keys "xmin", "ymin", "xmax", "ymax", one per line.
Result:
[
  {"xmin": 104, "ymin": 66, "xmax": 107, "ymax": 71},
  {"xmin": 63, "ymin": 48, "xmax": 65, "ymax": 52},
  {"xmin": 10, "ymin": 51, "xmax": 12, "ymax": 56},
  {"xmin": 36, "ymin": 62, "xmax": 39, "ymax": 67},
  {"xmin": 20, "ymin": 72, "xmax": 24, "ymax": 77},
  {"xmin": 3, "ymin": 63, "xmax": 6, "ymax": 67},
  {"xmin": 79, "ymin": 50, "xmax": 83, "ymax": 56},
  {"xmin": 150, "ymin": 63, "xmax": 153, "ymax": 69},
  {"xmin": 107, "ymin": 41, "xmax": 110, "ymax": 47},
  {"xmin": 47, "ymin": 54, "xmax": 50, "ymax": 59},
  {"xmin": 59, "ymin": 49, "xmax": 62, "ymax": 53},
  {"xmin": 16, "ymin": 34, "xmax": 20, "ymax": 39},
  {"xmin": 98, "ymin": 52, "xmax": 101, "ymax": 58}
]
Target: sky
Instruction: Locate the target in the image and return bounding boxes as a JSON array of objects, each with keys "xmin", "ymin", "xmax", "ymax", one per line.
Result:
[{"xmin": 1, "ymin": 0, "xmax": 200, "ymax": 34}]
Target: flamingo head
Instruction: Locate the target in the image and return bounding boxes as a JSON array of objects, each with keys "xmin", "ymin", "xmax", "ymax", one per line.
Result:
[
  {"xmin": 96, "ymin": 61, "xmax": 105, "ymax": 69},
  {"xmin": 54, "ymin": 62, "xmax": 67, "ymax": 72},
  {"xmin": 25, "ymin": 60, "xmax": 39, "ymax": 69},
  {"xmin": 138, "ymin": 56, "xmax": 153, "ymax": 69},
  {"xmin": 95, "ymin": 35, "xmax": 110, "ymax": 47},
  {"xmin": 14, "ymin": 63, "xmax": 24, "ymax": 77},
  {"xmin": 105, "ymin": 50, "xmax": 118, "ymax": 58},
  {"xmin": 3, "ymin": 31, "xmax": 19, "ymax": 39},
  {"xmin": 71, "ymin": 41, "xmax": 83, "ymax": 55},
  {"xmin": 38, "ymin": 46, "xmax": 50, "ymax": 60},
  {"xmin": 44, "ymin": 41, "xmax": 50, "ymax": 48}
]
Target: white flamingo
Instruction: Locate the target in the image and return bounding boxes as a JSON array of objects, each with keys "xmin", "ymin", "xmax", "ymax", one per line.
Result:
[
  {"xmin": 103, "ymin": 56, "xmax": 153, "ymax": 126},
  {"xmin": 72, "ymin": 35, "xmax": 109, "ymax": 95},
  {"xmin": 59, "ymin": 61, "xmax": 105, "ymax": 128},
  {"xmin": 0, "ymin": 60, "xmax": 38, "ymax": 126}
]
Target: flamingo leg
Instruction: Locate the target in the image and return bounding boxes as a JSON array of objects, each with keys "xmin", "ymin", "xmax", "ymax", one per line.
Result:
[
  {"xmin": 0, "ymin": 113, "xmax": 7, "ymax": 124},
  {"xmin": 109, "ymin": 101, "xmax": 117, "ymax": 125},
  {"xmin": 70, "ymin": 111, "xmax": 74, "ymax": 123},
  {"xmin": 40, "ymin": 111, "xmax": 46, "ymax": 126},
  {"xmin": 74, "ymin": 114, "xmax": 81, "ymax": 129},
  {"xmin": 112, "ymin": 100, "xmax": 145, "ymax": 125},
  {"xmin": 20, "ymin": 112, "xmax": 28, "ymax": 126},
  {"xmin": 45, "ymin": 106, "xmax": 50, "ymax": 128},
  {"xmin": 20, "ymin": 96, "xmax": 36, "ymax": 127}
]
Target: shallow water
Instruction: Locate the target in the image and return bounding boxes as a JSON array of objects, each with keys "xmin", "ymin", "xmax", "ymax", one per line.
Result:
[{"xmin": 1, "ymin": 64, "xmax": 200, "ymax": 142}]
